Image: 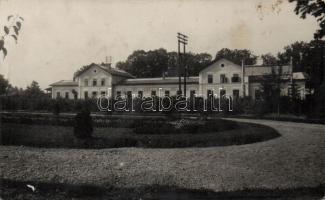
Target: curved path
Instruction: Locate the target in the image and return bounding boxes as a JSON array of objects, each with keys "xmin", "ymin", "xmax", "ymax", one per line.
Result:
[{"xmin": 1, "ymin": 118, "xmax": 325, "ymax": 192}]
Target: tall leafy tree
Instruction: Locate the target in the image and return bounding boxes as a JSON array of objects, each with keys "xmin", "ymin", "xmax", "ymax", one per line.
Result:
[
  {"xmin": 24, "ymin": 81, "xmax": 45, "ymax": 98},
  {"xmin": 116, "ymin": 50, "xmax": 153, "ymax": 78},
  {"xmin": 259, "ymin": 66, "xmax": 284, "ymax": 115},
  {"xmin": 186, "ymin": 53, "xmax": 212, "ymax": 76},
  {"xmin": 116, "ymin": 49, "xmax": 212, "ymax": 77},
  {"xmin": 215, "ymin": 48, "xmax": 257, "ymax": 65},
  {"xmin": 277, "ymin": 40, "xmax": 324, "ymax": 89},
  {"xmin": 261, "ymin": 53, "xmax": 278, "ymax": 65},
  {"xmin": 0, "ymin": 74, "xmax": 10, "ymax": 95}
]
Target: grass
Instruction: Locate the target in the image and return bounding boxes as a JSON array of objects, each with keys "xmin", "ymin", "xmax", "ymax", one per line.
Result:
[
  {"xmin": 1, "ymin": 119, "xmax": 280, "ymax": 148},
  {"xmin": 1, "ymin": 179, "xmax": 324, "ymax": 200}
]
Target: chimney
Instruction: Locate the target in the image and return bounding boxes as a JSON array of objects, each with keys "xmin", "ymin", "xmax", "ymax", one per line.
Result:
[{"xmin": 103, "ymin": 56, "xmax": 112, "ymax": 69}]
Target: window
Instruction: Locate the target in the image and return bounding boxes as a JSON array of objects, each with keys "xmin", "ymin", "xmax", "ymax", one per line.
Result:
[
  {"xmin": 84, "ymin": 79, "xmax": 88, "ymax": 86},
  {"xmin": 93, "ymin": 79, "xmax": 97, "ymax": 86},
  {"xmin": 232, "ymin": 74, "xmax": 240, "ymax": 83},
  {"xmin": 288, "ymin": 88, "xmax": 301, "ymax": 99},
  {"xmin": 116, "ymin": 91, "xmax": 121, "ymax": 97},
  {"xmin": 220, "ymin": 74, "xmax": 227, "ymax": 83},
  {"xmin": 165, "ymin": 90, "xmax": 170, "ymax": 96},
  {"xmin": 221, "ymin": 63, "xmax": 225, "ymax": 67},
  {"xmin": 151, "ymin": 90, "xmax": 156, "ymax": 96},
  {"xmin": 65, "ymin": 92, "xmax": 69, "ymax": 99},
  {"xmin": 56, "ymin": 92, "xmax": 61, "ymax": 98},
  {"xmin": 220, "ymin": 89, "xmax": 226, "ymax": 97},
  {"xmin": 138, "ymin": 91, "xmax": 143, "ymax": 98},
  {"xmin": 101, "ymin": 91, "xmax": 106, "ymax": 96},
  {"xmin": 84, "ymin": 91, "xmax": 88, "ymax": 99},
  {"xmin": 101, "ymin": 78, "xmax": 105, "ymax": 86},
  {"xmin": 208, "ymin": 74, "xmax": 213, "ymax": 84},
  {"xmin": 233, "ymin": 89, "xmax": 239, "ymax": 99},
  {"xmin": 92, "ymin": 91, "xmax": 97, "ymax": 98}
]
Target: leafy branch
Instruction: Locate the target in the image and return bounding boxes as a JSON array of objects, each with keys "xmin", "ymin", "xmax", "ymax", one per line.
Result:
[
  {"xmin": 0, "ymin": 15, "xmax": 24, "ymax": 59},
  {"xmin": 289, "ymin": 0, "xmax": 325, "ymax": 39}
]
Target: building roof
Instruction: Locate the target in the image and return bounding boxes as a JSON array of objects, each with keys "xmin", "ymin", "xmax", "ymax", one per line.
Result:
[
  {"xmin": 118, "ymin": 76, "xmax": 199, "ymax": 85},
  {"xmin": 293, "ymin": 72, "xmax": 309, "ymax": 80},
  {"xmin": 49, "ymin": 80, "xmax": 78, "ymax": 86},
  {"xmin": 74, "ymin": 63, "xmax": 134, "ymax": 78}
]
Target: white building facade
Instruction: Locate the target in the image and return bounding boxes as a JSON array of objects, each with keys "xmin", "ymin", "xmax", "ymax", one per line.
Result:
[{"xmin": 49, "ymin": 58, "xmax": 308, "ymax": 100}]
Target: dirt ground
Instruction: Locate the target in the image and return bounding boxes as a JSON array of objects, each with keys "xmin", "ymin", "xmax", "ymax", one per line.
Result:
[{"xmin": 1, "ymin": 119, "xmax": 325, "ymax": 193}]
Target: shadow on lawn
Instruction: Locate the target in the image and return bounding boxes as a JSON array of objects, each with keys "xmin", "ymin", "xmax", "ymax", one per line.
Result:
[{"xmin": 1, "ymin": 179, "xmax": 324, "ymax": 200}]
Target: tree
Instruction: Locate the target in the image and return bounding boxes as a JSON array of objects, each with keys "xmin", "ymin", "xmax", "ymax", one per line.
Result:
[
  {"xmin": 0, "ymin": 74, "xmax": 10, "ymax": 95},
  {"xmin": 215, "ymin": 48, "xmax": 257, "ymax": 65},
  {"xmin": 261, "ymin": 53, "xmax": 278, "ymax": 65},
  {"xmin": 24, "ymin": 81, "xmax": 45, "ymax": 98},
  {"xmin": 116, "ymin": 49, "xmax": 212, "ymax": 77},
  {"xmin": 116, "ymin": 50, "xmax": 154, "ymax": 78},
  {"xmin": 289, "ymin": 0, "xmax": 325, "ymax": 39},
  {"xmin": 186, "ymin": 53, "xmax": 212, "ymax": 76},
  {"xmin": 277, "ymin": 40, "xmax": 324, "ymax": 90},
  {"xmin": 259, "ymin": 66, "xmax": 284, "ymax": 115},
  {"xmin": 73, "ymin": 109, "xmax": 93, "ymax": 139},
  {"xmin": 1, "ymin": 15, "xmax": 24, "ymax": 59}
]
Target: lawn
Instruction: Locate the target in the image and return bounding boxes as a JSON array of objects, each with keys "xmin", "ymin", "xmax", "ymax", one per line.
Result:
[{"xmin": 1, "ymin": 178, "xmax": 323, "ymax": 200}]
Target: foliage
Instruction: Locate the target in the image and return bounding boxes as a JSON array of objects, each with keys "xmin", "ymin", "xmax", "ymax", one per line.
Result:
[
  {"xmin": 73, "ymin": 109, "xmax": 93, "ymax": 139},
  {"xmin": 214, "ymin": 48, "xmax": 257, "ymax": 65},
  {"xmin": 289, "ymin": 0, "xmax": 325, "ymax": 39},
  {"xmin": 132, "ymin": 119, "xmax": 238, "ymax": 135},
  {"xmin": 1, "ymin": 15, "xmax": 24, "ymax": 59},
  {"xmin": 1, "ymin": 120, "xmax": 280, "ymax": 148},
  {"xmin": 259, "ymin": 66, "xmax": 283, "ymax": 115},
  {"xmin": 315, "ymin": 82, "xmax": 325, "ymax": 118},
  {"xmin": 116, "ymin": 48, "xmax": 212, "ymax": 77},
  {"xmin": 261, "ymin": 53, "xmax": 278, "ymax": 65},
  {"xmin": 277, "ymin": 40, "xmax": 324, "ymax": 90},
  {"xmin": 0, "ymin": 74, "xmax": 10, "ymax": 95},
  {"xmin": 24, "ymin": 81, "xmax": 46, "ymax": 98}
]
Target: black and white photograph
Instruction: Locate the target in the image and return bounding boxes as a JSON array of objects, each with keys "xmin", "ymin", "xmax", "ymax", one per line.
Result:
[{"xmin": 0, "ymin": 0, "xmax": 325, "ymax": 199}]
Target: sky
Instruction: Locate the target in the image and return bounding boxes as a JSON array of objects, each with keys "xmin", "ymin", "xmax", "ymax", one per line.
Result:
[{"xmin": 0, "ymin": 0, "xmax": 319, "ymax": 89}]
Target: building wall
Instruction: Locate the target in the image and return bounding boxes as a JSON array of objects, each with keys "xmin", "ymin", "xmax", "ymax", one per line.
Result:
[
  {"xmin": 76, "ymin": 65, "xmax": 113, "ymax": 98},
  {"xmin": 244, "ymin": 65, "xmax": 291, "ymax": 76},
  {"xmin": 199, "ymin": 59, "xmax": 246, "ymax": 98},
  {"xmin": 50, "ymin": 59, "xmax": 306, "ymax": 100},
  {"xmin": 249, "ymin": 80, "xmax": 307, "ymax": 100},
  {"xmin": 52, "ymin": 86, "xmax": 78, "ymax": 99},
  {"xmin": 114, "ymin": 83, "xmax": 199, "ymax": 97}
]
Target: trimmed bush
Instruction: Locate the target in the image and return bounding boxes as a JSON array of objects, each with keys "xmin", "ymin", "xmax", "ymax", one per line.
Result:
[{"xmin": 73, "ymin": 110, "xmax": 93, "ymax": 139}]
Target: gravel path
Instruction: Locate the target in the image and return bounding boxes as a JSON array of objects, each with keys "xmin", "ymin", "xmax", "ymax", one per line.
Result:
[{"xmin": 1, "ymin": 119, "xmax": 325, "ymax": 192}]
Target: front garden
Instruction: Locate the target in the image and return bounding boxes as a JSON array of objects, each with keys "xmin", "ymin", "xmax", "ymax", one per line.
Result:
[{"xmin": 1, "ymin": 113, "xmax": 280, "ymax": 148}]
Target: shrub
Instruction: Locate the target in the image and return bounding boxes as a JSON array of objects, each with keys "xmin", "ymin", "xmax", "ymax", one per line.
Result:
[
  {"xmin": 132, "ymin": 119, "xmax": 175, "ymax": 135},
  {"xmin": 52, "ymin": 100, "xmax": 61, "ymax": 115},
  {"xmin": 73, "ymin": 110, "xmax": 93, "ymax": 139}
]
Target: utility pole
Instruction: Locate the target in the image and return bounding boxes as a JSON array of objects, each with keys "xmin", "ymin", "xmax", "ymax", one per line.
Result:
[
  {"xmin": 177, "ymin": 32, "xmax": 188, "ymax": 96},
  {"xmin": 178, "ymin": 36, "xmax": 181, "ymax": 95},
  {"xmin": 241, "ymin": 59, "xmax": 245, "ymax": 97}
]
